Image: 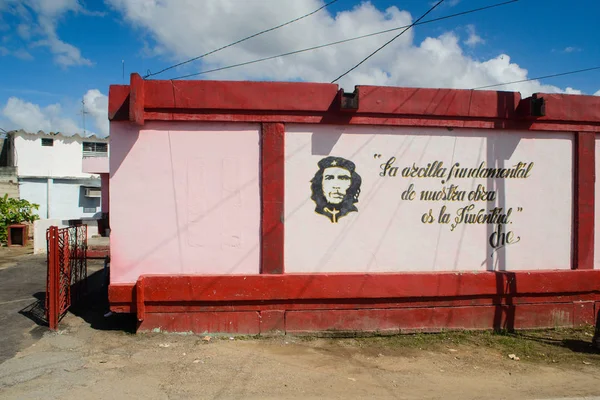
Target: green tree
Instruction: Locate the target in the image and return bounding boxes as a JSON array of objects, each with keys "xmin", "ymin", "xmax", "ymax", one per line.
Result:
[{"xmin": 0, "ymin": 195, "xmax": 39, "ymax": 244}]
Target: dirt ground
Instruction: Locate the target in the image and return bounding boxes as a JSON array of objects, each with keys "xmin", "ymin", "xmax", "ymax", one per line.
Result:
[{"xmin": 1, "ymin": 249, "xmax": 600, "ymax": 400}]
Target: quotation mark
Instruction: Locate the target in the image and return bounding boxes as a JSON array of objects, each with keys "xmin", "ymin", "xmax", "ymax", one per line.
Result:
[
  {"xmin": 517, "ymin": 207, "xmax": 523, "ymax": 212},
  {"xmin": 374, "ymin": 154, "xmax": 382, "ymax": 159}
]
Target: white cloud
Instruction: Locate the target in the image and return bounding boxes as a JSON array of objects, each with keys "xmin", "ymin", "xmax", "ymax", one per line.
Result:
[
  {"xmin": 1, "ymin": 97, "xmax": 80, "ymax": 134},
  {"xmin": 464, "ymin": 24, "xmax": 484, "ymax": 47},
  {"xmin": 564, "ymin": 87, "xmax": 583, "ymax": 95},
  {"xmin": 83, "ymin": 89, "xmax": 109, "ymax": 137},
  {"xmin": 1, "ymin": 0, "xmax": 96, "ymax": 67},
  {"xmin": 563, "ymin": 46, "xmax": 581, "ymax": 53},
  {"xmin": 13, "ymin": 48, "xmax": 34, "ymax": 60},
  {"xmin": 16, "ymin": 24, "xmax": 31, "ymax": 40},
  {"xmin": 594, "ymin": 90, "xmax": 600, "ymax": 96},
  {"xmin": 1, "ymin": 89, "xmax": 109, "ymax": 137},
  {"xmin": 0, "ymin": 45, "xmax": 34, "ymax": 60},
  {"xmin": 106, "ymin": 0, "xmax": 587, "ymax": 97}
]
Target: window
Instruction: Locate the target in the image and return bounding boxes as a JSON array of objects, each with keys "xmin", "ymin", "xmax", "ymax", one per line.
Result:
[
  {"xmin": 83, "ymin": 142, "xmax": 108, "ymax": 157},
  {"xmin": 83, "ymin": 207, "xmax": 97, "ymax": 213},
  {"xmin": 41, "ymin": 138, "xmax": 54, "ymax": 147},
  {"xmin": 84, "ymin": 188, "xmax": 101, "ymax": 198}
]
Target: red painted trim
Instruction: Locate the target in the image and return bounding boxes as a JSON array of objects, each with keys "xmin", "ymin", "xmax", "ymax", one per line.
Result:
[
  {"xmin": 261, "ymin": 123, "xmax": 285, "ymax": 274},
  {"xmin": 109, "ymin": 270, "xmax": 600, "ymax": 305},
  {"xmin": 86, "ymin": 249, "xmax": 109, "ymax": 259},
  {"xmin": 108, "ymin": 85, "xmax": 129, "ymax": 121},
  {"xmin": 137, "ymin": 112, "xmax": 600, "ymax": 132},
  {"xmin": 109, "ymin": 292, "xmax": 600, "ymax": 314},
  {"xmin": 132, "ymin": 302, "xmax": 593, "ymax": 334},
  {"xmin": 47, "ymin": 226, "xmax": 59, "ymax": 330},
  {"xmin": 355, "ymin": 86, "xmax": 522, "ymax": 119},
  {"xmin": 109, "ymin": 78, "xmax": 600, "ymax": 130},
  {"xmin": 533, "ymin": 93, "xmax": 600, "ymax": 123},
  {"xmin": 284, "ymin": 304, "xmax": 578, "ymax": 334},
  {"xmin": 129, "ymin": 73, "xmax": 145, "ymax": 125},
  {"xmin": 136, "ymin": 277, "xmax": 145, "ymax": 322},
  {"xmin": 574, "ymin": 131, "xmax": 595, "ymax": 269},
  {"xmin": 139, "ymin": 311, "xmax": 261, "ymax": 334},
  {"xmin": 144, "ymin": 80, "xmax": 339, "ymax": 111},
  {"xmin": 259, "ymin": 310, "xmax": 285, "ymax": 333},
  {"xmin": 574, "ymin": 301, "xmax": 595, "ymax": 326}
]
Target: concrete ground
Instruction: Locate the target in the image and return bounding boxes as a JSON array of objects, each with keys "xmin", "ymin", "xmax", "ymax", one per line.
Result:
[
  {"xmin": 1, "ymin": 249, "xmax": 600, "ymax": 400},
  {"xmin": 0, "ymin": 245, "xmax": 48, "ymax": 364}
]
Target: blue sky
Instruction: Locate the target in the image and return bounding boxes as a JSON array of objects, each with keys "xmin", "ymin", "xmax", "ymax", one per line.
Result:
[{"xmin": 0, "ymin": 0, "xmax": 598, "ymax": 137}]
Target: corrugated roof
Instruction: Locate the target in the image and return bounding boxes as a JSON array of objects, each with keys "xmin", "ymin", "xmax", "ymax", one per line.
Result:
[{"xmin": 6, "ymin": 129, "xmax": 109, "ymax": 140}]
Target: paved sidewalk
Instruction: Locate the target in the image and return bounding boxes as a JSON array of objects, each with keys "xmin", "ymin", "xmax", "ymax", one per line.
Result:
[{"xmin": 0, "ymin": 251, "xmax": 47, "ymax": 364}]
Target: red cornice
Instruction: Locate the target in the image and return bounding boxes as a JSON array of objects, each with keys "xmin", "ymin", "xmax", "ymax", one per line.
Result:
[{"xmin": 108, "ymin": 73, "xmax": 600, "ymax": 132}]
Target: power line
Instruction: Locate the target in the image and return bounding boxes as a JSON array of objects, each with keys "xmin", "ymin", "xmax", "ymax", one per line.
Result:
[
  {"xmin": 331, "ymin": 0, "xmax": 446, "ymax": 83},
  {"xmin": 145, "ymin": 0, "xmax": 340, "ymax": 79},
  {"xmin": 472, "ymin": 66, "xmax": 600, "ymax": 90},
  {"xmin": 169, "ymin": 0, "xmax": 519, "ymax": 81}
]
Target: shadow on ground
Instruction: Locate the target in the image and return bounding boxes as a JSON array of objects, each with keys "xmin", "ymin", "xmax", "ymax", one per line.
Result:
[
  {"xmin": 19, "ymin": 262, "xmax": 136, "ymax": 334},
  {"xmin": 512, "ymin": 332, "xmax": 600, "ymax": 355}
]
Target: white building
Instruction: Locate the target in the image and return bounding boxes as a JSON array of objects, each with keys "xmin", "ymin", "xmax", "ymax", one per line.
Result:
[{"xmin": 1, "ymin": 130, "xmax": 109, "ymax": 220}]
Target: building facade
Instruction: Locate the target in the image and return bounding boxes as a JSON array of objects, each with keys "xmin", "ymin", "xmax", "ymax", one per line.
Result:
[
  {"xmin": 107, "ymin": 74, "xmax": 600, "ymax": 335},
  {"xmin": 1, "ymin": 130, "xmax": 109, "ymax": 220}
]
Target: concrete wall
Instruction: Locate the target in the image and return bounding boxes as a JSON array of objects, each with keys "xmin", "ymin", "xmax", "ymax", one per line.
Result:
[
  {"xmin": 20, "ymin": 178, "xmax": 101, "ymax": 219},
  {"xmin": 109, "ymin": 122, "xmax": 261, "ymax": 284},
  {"xmin": 19, "ymin": 180, "xmax": 47, "ymax": 218},
  {"xmin": 12, "ymin": 133, "xmax": 103, "ymax": 178},
  {"xmin": 109, "ymin": 121, "xmax": 573, "ymax": 285},
  {"xmin": 33, "ymin": 218, "xmax": 100, "ymax": 254},
  {"xmin": 0, "ymin": 166, "xmax": 19, "ymax": 198},
  {"xmin": 285, "ymin": 125, "xmax": 573, "ymax": 273}
]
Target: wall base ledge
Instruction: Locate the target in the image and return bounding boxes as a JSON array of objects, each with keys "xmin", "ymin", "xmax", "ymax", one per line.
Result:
[
  {"xmin": 109, "ymin": 272, "xmax": 600, "ymax": 334},
  {"xmin": 132, "ymin": 303, "xmax": 598, "ymax": 335}
]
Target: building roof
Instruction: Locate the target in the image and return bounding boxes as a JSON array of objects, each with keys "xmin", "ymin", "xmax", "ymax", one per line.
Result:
[{"xmin": 6, "ymin": 129, "xmax": 109, "ymax": 141}]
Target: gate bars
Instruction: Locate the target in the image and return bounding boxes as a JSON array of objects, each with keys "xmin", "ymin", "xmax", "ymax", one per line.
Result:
[{"xmin": 45, "ymin": 225, "xmax": 87, "ymax": 330}]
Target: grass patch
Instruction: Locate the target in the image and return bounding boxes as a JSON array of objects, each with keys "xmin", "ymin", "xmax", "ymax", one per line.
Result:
[{"xmin": 339, "ymin": 327, "xmax": 600, "ymax": 365}]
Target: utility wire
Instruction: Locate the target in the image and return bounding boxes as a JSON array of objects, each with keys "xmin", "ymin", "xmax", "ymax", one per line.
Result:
[
  {"xmin": 472, "ymin": 66, "xmax": 600, "ymax": 89},
  {"xmin": 170, "ymin": 0, "xmax": 518, "ymax": 81},
  {"xmin": 145, "ymin": 0, "xmax": 340, "ymax": 79},
  {"xmin": 331, "ymin": 0, "xmax": 446, "ymax": 83}
]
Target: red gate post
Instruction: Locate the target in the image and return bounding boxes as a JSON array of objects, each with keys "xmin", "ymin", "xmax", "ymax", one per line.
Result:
[{"xmin": 47, "ymin": 226, "xmax": 59, "ymax": 330}]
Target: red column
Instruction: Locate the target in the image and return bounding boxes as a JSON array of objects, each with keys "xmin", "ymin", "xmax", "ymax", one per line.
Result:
[
  {"xmin": 101, "ymin": 173, "xmax": 110, "ymax": 214},
  {"xmin": 261, "ymin": 123, "xmax": 285, "ymax": 274},
  {"xmin": 573, "ymin": 131, "xmax": 595, "ymax": 269},
  {"xmin": 47, "ymin": 226, "xmax": 59, "ymax": 330}
]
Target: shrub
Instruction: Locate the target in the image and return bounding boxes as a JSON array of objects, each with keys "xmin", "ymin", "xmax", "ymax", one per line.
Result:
[{"xmin": 0, "ymin": 194, "xmax": 39, "ymax": 244}]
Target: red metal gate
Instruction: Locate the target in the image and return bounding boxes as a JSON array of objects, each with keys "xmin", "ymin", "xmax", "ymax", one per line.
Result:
[{"xmin": 46, "ymin": 225, "xmax": 87, "ymax": 330}]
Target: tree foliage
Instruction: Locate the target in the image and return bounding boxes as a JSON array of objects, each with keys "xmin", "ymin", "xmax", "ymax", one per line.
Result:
[{"xmin": 0, "ymin": 195, "xmax": 39, "ymax": 244}]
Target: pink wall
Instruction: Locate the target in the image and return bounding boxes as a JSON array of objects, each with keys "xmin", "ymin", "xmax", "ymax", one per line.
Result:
[
  {"xmin": 109, "ymin": 121, "xmax": 261, "ymax": 284},
  {"xmin": 285, "ymin": 125, "xmax": 573, "ymax": 273},
  {"xmin": 82, "ymin": 156, "xmax": 109, "ymax": 174}
]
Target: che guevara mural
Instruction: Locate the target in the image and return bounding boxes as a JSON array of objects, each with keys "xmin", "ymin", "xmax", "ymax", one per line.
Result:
[{"xmin": 310, "ymin": 156, "xmax": 362, "ymax": 223}]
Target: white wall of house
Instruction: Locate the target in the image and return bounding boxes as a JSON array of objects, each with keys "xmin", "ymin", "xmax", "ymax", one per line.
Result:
[
  {"xmin": 10, "ymin": 131, "xmax": 108, "ymax": 220},
  {"xmin": 33, "ymin": 218, "xmax": 100, "ymax": 254},
  {"xmin": 12, "ymin": 132, "xmax": 106, "ymax": 179},
  {"xmin": 19, "ymin": 180, "xmax": 48, "ymax": 218},
  {"xmin": 19, "ymin": 179, "xmax": 101, "ymax": 219},
  {"xmin": 52, "ymin": 181, "xmax": 101, "ymax": 218}
]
